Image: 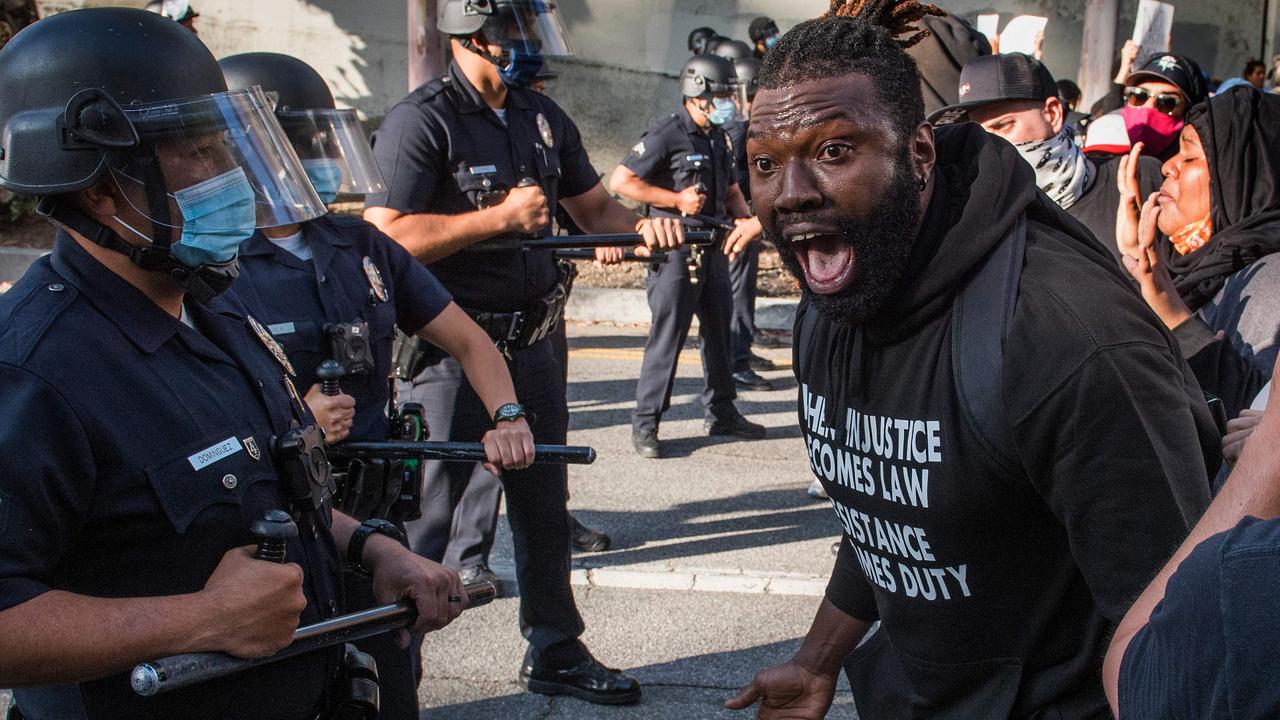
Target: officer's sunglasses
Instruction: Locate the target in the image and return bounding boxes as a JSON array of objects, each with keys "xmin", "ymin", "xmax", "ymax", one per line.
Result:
[{"xmin": 1124, "ymin": 86, "xmax": 1186, "ymax": 116}]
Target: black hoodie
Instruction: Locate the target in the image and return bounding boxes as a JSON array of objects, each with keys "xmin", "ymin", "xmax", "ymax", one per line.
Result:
[{"xmin": 795, "ymin": 124, "xmax": 1218, "ymax": 719}]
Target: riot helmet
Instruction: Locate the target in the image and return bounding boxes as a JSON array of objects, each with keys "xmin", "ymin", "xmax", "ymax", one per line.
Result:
[
  {"xmin": 688, "ymin": 27, "xmax": 718, "ymax": 55},
  {"xmin": 748, "ymin": 17, "xmax": 779, "ymax": 51},
  {"xmin": 734, "ymin": 57, "xmax": 762, "ymax": 104},
  {"xmin": 437, "ymin": 0, "xmax": 573, "ymax": 88},
  {"xmin": 680, "ymin": 55, "xmax": 744, "ymax": 125},
  {"xmin": 711, "ymin": 39, "xmax": 752, "ymax": 62},
  {"xmin": 0, "ymin": 8, "xmax": 326, "ymax": 300},
  {"xmin": 220, "ymin": 53, "xmax": 385, "ymax": 203}
]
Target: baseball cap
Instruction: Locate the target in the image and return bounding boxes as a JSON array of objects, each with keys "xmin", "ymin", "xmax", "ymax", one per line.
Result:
[
  {"xmin": 1082, "ymin": 110, "xmax": 1131, "ymax": 155},
  {"xmin": 1125, "ymin": 54, "xmax": 1208, "ymax": 107},
  {"xmin": 928, "ymin": 53, "xmax": 1058, "ymax": 125}
]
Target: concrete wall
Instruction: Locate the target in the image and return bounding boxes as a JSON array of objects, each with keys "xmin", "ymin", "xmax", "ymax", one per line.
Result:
[{"xmin": 42, "ymin": 0, "xmax": 1278, "ymax": 176}]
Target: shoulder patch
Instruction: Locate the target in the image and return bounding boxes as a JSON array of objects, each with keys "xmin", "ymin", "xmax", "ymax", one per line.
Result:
[{"xmin": 632, "ymin": 141, "xmax": 646, "ymax": 157}]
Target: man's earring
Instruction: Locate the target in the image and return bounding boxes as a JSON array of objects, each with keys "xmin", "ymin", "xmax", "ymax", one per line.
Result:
[{"xmin": 917, "ymin": 175, "xmax": 928, "ymax": 191}]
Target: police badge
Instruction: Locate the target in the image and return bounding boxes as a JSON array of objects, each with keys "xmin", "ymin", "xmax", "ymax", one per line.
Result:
[
  {"xmin": 247, "ymin": 315, "xmax": 296, "ymax": 377},
  {"xmin": 363, "ymin": 256, "xmax": 388, "ymax": 303},
  {"xmin": 537, "ymin": 112, "xmax": 555, "ymax": 148}
]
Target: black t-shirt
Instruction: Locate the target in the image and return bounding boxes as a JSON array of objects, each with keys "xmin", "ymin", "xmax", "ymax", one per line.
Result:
[
  {"xmin": 1067, "ymin": 154, "xmax": 1163, "ymax": 264},
  {"xmin": 1120, "ymin": 516, "xmax": 1280, "ymax": 720},
  {"xmin": 796, "ymin": 124, "xmax": 1216, "ymax": 719}
]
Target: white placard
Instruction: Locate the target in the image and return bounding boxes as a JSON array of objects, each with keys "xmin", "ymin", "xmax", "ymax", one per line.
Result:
[
  {"xmin": 976, "ymin": 14, "xmax": 1000, "ymax": 43},
  {"xmin": 999, "ymin": 15, "xmax": 1048, "ymax": 55},
  {"xmin": 1133, "ymin": 0, "xmax": 1175, "ymax": 63}
]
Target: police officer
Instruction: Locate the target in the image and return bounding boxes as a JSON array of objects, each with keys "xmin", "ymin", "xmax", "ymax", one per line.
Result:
[
  {"xmin": 219, "ymin": 51, "xmax": 536, "ymax": 720},
  {"xmin": 0, "ymin": 9, "xmax": 464, "ymax": 720},
  {"xmin": 688, "ymin": 26, "xmax": 719, "ymax": 56},
  {"xmin": 711, "ymin": 38, "xmax": 753, "ymax": 63},
  {"xmin": 747, "ymin": 16, "xmax": 780, "ymax": 58},
  {"xmin": 608, "ymin": 54, "xmax": 766, "ymax": 458},
  {"xmin": 363, "ymin": 0, "xmax": 683, "ymax": 704},
  {"xmin": 145, "ymin": 0, "xmax": 199, "ymax": 35},
  {"xmin": 721, "ymin": 56, "xmax": 775, "ymax": 391}
]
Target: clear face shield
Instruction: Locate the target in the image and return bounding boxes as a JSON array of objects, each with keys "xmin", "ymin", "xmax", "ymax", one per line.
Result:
[
  {"xmin": 275, "ymin": 107, "xmax": 386, "ymax": 203},
  {"xmin": 730, "ymin": 80, "xmax": 751, "ymax": 121},
  {"xmin": 483, "ymin": 0, "xmax": 575, "ymax": 57},
  {"xmin": 109, "ymin": 86, "xmax": 327, "ymax": 267}
]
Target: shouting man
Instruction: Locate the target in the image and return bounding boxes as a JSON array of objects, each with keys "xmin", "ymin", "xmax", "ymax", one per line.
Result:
[{"xmin": 728, "ymin": 1, "xmax": 1221, "ymax": 717}]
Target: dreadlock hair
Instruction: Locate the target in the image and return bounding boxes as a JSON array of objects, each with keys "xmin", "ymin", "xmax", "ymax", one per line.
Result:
[{"xmin": 758, "ymin": 0, "xmax": 945, "ymax": 141}]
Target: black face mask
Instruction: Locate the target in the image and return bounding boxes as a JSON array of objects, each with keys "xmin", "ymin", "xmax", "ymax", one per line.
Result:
[{"xmin": 766, "ymin": 151, "xmax": 923, "ymax": 326}]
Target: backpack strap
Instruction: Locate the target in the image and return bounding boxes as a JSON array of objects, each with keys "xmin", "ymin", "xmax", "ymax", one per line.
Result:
[{"xmin": 951, "ymin": 215, "xmax": 1027, "ymax": 476}]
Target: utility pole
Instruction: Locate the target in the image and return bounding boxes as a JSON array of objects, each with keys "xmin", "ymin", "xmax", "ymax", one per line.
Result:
[
  {"xmin": 1079, "ymin": 0, "xmax": 1119, "ymax": 109},
  {"xmin": 408, "ymin": 0, "xmax": 446, "ymax": 90}
]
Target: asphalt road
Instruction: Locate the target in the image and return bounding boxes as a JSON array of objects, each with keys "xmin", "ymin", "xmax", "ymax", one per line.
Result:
[{"xmin": 419, "ymin": 321, "xmax": 854, "ymax": 718}]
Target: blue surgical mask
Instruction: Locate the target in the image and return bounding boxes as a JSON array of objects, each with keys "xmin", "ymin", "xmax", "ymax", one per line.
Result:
[
  {"xmin": 168, "ymin": 167, "xmax": 257, "ymax": 267},
  {"xmin": 708, "ymin": 97, "xmax": 736, "ymax": 126},
  {"xmin": 499, "ymin": 41, "xmax": 544, "ymax": 88},
  {"xmin": 765, "ymin": 35, "xmax": 779, "ymax": 49},
  {"xmin": 302, "ymin": 158, "xmax": 344, "ymax": 204}
]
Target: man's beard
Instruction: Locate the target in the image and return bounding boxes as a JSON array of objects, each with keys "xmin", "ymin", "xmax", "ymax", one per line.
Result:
[{"xmin": 766, "ymin": 158, "xmax": 923, "ymax": 326}]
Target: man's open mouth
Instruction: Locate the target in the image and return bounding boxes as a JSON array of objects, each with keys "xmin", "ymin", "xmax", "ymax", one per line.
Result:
[{"xmin": 788, "ymin": 231, "xmax": 856, "ymax": 295}]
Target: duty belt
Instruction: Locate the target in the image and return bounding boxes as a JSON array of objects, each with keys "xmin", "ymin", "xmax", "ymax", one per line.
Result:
[{"xmin": 464, "ymin": 258, "xmax": 577, "ymax": 359}]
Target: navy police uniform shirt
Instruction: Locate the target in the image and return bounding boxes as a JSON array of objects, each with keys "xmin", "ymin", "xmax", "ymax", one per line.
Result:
[
  {"xmin": 621, "ymin": 109, "xmax": 737, "ymax": 221},
  {"xmin": 234, "ymin": 214, "xmax": 453, "ymax": 442},
  {"xmin": 366, "ymin": 62, "xmax": 599, "ymax": 314},
  {"xmin": 0, "ymin": 233, "xmax": 342, "ymax": 720},
  {"xmin": 1120, "ymin": 515, "xmax": 1280, "ymax": 719},
  {"xmin": 724, "ymin": 118, "xmax": 751, "ymax": 205}
]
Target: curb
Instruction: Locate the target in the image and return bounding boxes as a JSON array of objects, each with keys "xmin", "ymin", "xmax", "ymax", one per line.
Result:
[
  {"xmin": 567, "ymin": 287, "xmax": 797, "ymax": 332},
  {"xmin": 490, "ymin": 562, "xmax": 827, "ymax": 597}
]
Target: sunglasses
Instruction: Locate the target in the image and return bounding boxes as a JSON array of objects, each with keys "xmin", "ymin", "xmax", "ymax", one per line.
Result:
[{"xmin": 1124, "ymin": 86, "xmax": 1186, "ymax": 115}]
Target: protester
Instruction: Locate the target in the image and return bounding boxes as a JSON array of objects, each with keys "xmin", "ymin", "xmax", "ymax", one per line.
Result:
[
  {"xmin": 931, "ymin": 53, "xmax": 1161, "ymax": 262},
  {"xmin": 903, "ymin": 11, "xmax": 990, "ymax": 117},
  {"xmin": 727, "ymin": 1, "xmax": 1219, "ymax": 717},
  {"xmin": 1105, "ymin": 358, "xmax": 1280, "ymax": 719},
  {"xmin": 1058, "ymin": 78, "xmax": 1082, "ymax": 110},
  {"xmin": 1119, "ymin": 86, "xmax": 1280, "ymax": 419},
  {"xmin": 1123, "ymin": 53, "xmax": 1208, "ymax": 160},
  {"xmin": 1244, "ymin": 58, "xmax": 1267, "ymax": 89}
]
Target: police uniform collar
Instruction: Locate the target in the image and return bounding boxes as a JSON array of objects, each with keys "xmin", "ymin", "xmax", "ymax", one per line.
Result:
[
  {"xmin": 240, "ymin": 217, "xmax": 354, "ymax": 258},
  {"xmin": 448, "ymin": 61, "xmax": 533, "ymax": 114},
  {"xmin": 677, "ymin": 107, "xmax": 709, "ymax": 136},
  {"xmin": 49, "ymin": 230, "xmax": 183, "ymax": 355}
]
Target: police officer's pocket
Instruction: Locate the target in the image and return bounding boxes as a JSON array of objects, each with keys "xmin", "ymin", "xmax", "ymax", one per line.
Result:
[
  {"xmin": 452, "ymin": 166, "xmax": 504, "ymax": 208},
  {"xmin": 844, "ymin": 628, "xmax": 1024, "ymax": 719},
  {"xmin": 145, "ymin": 429, "xmax": 274, "ymax": 534}
]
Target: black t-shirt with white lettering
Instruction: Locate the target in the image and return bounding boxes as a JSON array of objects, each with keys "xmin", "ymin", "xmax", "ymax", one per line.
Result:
[{"xmin": 795, "ymin": 124, "xmax": 1218, "ymax": 719}]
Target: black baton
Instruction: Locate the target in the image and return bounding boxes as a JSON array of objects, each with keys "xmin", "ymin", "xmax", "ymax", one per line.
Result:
[
  {"xmin": 327, "ymin": 441, "xmax": 596, "ymax": 465},
  {"xmin": 129, "ymin": 581, "xmax": 497, "ymax": 697},
  {"xmin": 522, "ymin": 230, "xmax": 714, "ymax": 250},
  {"xmin": 553, "ymin": 249, "xmax": 669, "ymax": 263}
]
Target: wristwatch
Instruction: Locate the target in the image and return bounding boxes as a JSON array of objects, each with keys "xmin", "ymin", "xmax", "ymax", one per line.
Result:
[
  {"xmin": 347, "ymin": 518, "xmax": 407, "ymax": 576},
  {"xmin": 493, "ymin": 402, "xmax": 526, "ymax": 424}
]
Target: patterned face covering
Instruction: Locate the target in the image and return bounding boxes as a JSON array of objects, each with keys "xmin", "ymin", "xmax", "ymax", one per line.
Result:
[
  {"xmin": 1013, "ymin": 127, "xmax": 1091, "ymax": 210},
  {"xmin": 1170, "ymin": 213, "xmax": 1213, "ymax": 255}
]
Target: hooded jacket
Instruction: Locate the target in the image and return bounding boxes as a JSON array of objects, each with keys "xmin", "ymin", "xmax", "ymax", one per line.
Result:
[{"xmin": 795, "ymin": 123, "xmax": 1218, "ymax": 719}]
